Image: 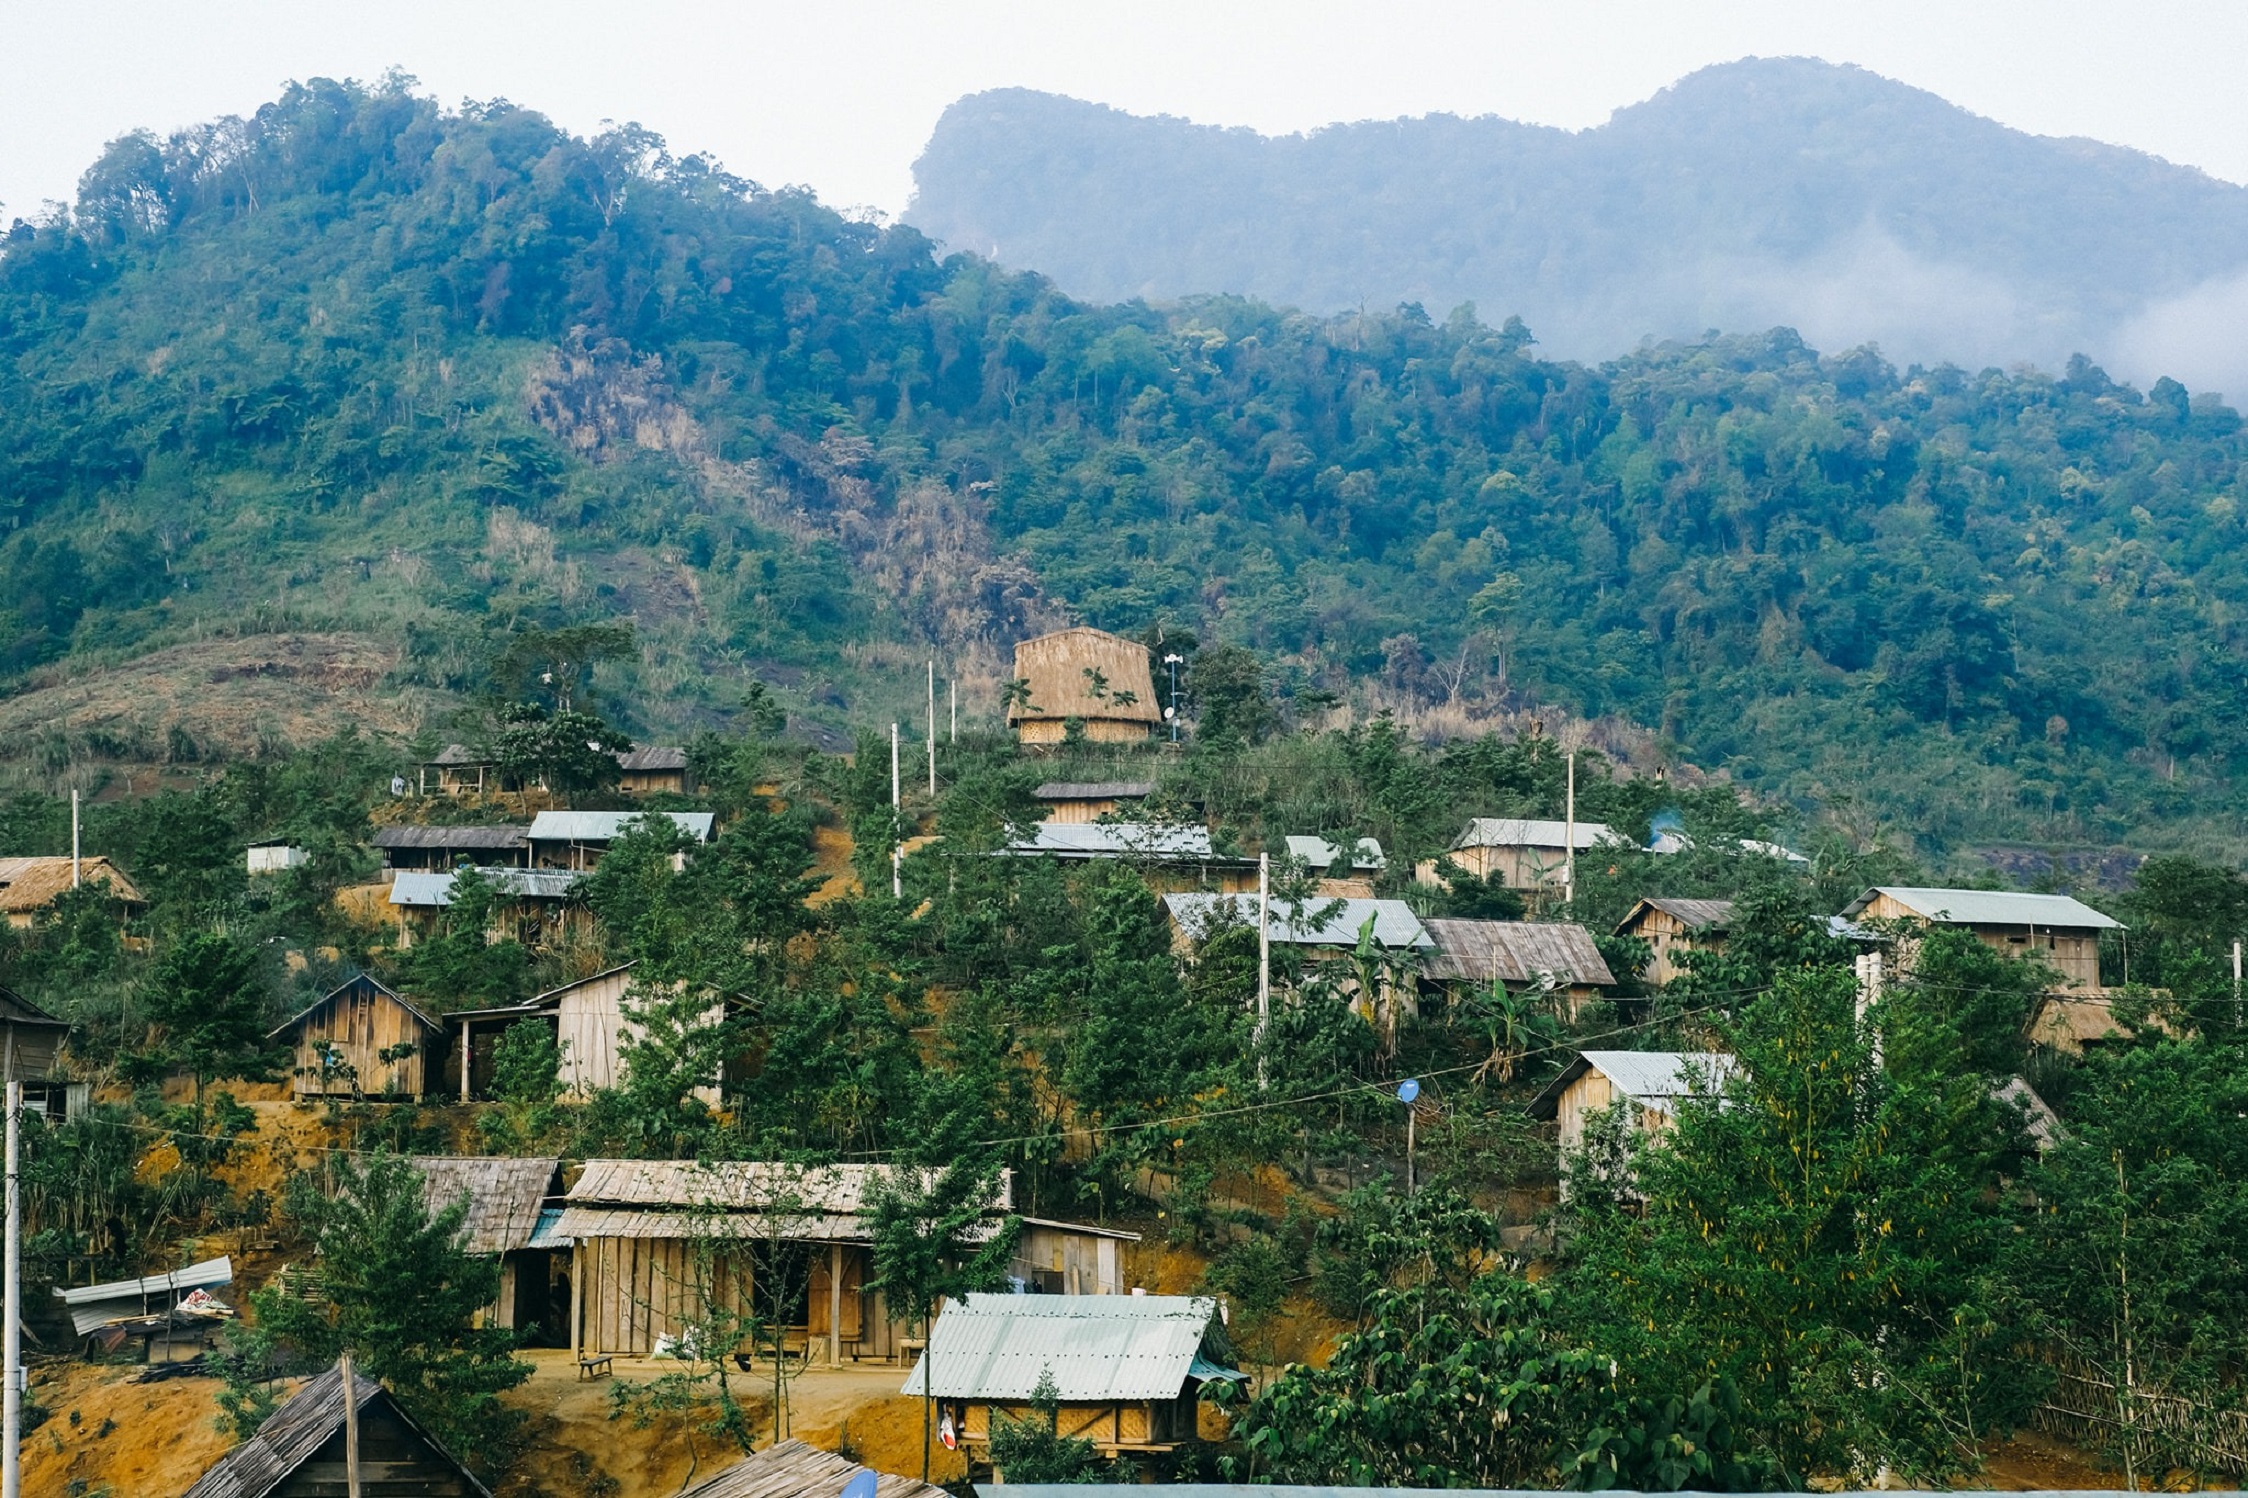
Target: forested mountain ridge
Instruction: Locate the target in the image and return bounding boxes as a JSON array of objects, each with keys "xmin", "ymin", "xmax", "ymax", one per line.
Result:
[
  {"xmin": 907, "ymin": 59, "xmax": 2248, "ymax": 389},
  {"xmin": 5, "ymin": 78, "xmax": 2248, "ymax": 859}
]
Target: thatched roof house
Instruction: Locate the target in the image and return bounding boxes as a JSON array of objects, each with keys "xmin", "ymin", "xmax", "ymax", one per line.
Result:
[
  {"xmin": 1009, "ymin": 627, "xmax": 1162, "ymax": 745},
  {"xmin": 0, "ymin": 855, "xmax": 144, "ymax": 926}
]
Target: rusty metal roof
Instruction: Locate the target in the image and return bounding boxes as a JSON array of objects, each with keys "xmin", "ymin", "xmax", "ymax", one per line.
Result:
[
  {"xmin": 1421, "ymin": 919, "xmax": 1615, "ymax": 987},
  {"xmin": 903, "ymin": 1292, "xmax": 1239, "ymax": 1402}
]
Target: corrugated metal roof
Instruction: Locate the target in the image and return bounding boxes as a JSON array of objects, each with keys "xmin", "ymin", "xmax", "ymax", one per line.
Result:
[
  {"xmin": 181, "ymin": 1361, "xmax": 490, "ymax": 1498},
  {"xmin": 678, "ymin": 1438, "xmax": 949, "ymax": 1498},
  {"xmin": 529, "ymin": 810, "xmax": 716, "ymax": 842},
  {"xmin": 1845, "ymin": 886, "xmax": 2123, "ymax": 930},
  {"xmin": 1421, "ymin": 919, "xmax": 1615, "ymax": 986},
  {"xmin": 1033, "ymin": 781, "xmax": 1156, "ymax": 800},
  {"xmin": 1616, "ymin": 897, "xmax": 1735, "ymax": 935},
  {"xmin": 616, "ymin": 745, "xmax": 689, "ymax": 771},
  {"xmin": 526, "ymin": 1206, "xmax": 573, "ymax": 1251},
  {"xmin": 1530, "ymin": 1050, "xmax": 1736, "ymax": 1119},
  {"xmin": 1283, "ymin": 836, "xmax": 1385, "ymax": 872},
  {"xmin": 1452, "ymin": 818, "xmax": 1621, "ymax": 852},
  {"xmin": 0, "ymin": 856, "xmax": 145, "ymax": 912},
  {"xmin": 54, "ymin": 1255, "xmax": 232, "ymax": 1336},
  {"xmin": 371, "ymin": 825, "xmax": 528, "ymax": 850},
  {"xmin": 902, "ymin": 1293, "xmax": 1234, "ymax": 1401},
  {"xmin": 414, "ymin": 1156, "xmax": 560, "ymax": 1255},
  {"xmin": 1012, "ymin": 821, "xmax": 1214, "ymax": 859},
  {"xmin": 390, "ymin": 866, "xmax": 583, "ymax": 907},
  {"xmin": 1165, "ymin": 893, "xmax": 1432, "ymax": 949}
]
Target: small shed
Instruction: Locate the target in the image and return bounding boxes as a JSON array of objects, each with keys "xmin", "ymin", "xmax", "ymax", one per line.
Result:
[
  {"xmin": 0, "ymin": 856, "xmax": 145, "ymax": 928},
  {"xmin": 371, "ymin": 825, "xmax": 530, "ymax": 872},
  {"xmin": 1421, "ymin": 918, "xmax": 1616, "ymax": 1016},
  {"xmin": 615, "ymin": 745, "xmax": 694, "ymax": 795},
  {"xmin": 1284, "ymin": 836, "xmax": 1386, "ymax": 897},
  {"xmin": 1009, "ymin": 628, "xmax": 1163, "ymax": 746},
  {"xmin": 1011, "ymin": 1217, "xmax": 1139, "ymax": 1295},
  {"xmin": 1529, "ymin": 1049, "xmax": 1736, "ymax": 1159},
  {"xmin": 1418, "ymin": 818, "xmax": 1623, "ymax": 893},
  {"xmin": 181, "ymin": 1359, "xmax": 489, "ymax": 1498},
  {"xmin": 419, "ymin": 743, "xmax": 498, "ymax": 798},
  {"xmin": 1841, "ymin": 886, "xmax": 2120, "ymax": 993},
  {"xmin": 415, "ymin": 1156, "xmax": 568, "ymax": 1340},
  {"xmin": 676, "ymin": 1438, "xmax": 949, "ymax": 1498},
  {"xmin": 903, "ymin": 1293, "xmax": 1243, "ymax": 1468},
  {"xmin": 1612, "ymin": 897, "xmax": 1736, "ymax": 985},
  {"xmin": 54, "ymin": 1254, "xmax": 233, "ymax": 1356},
  {"xmin": 246, "ymin": 841, "xmax": 311, "ymax": 876},
  {"xmin": 1034, "ymin": 780, "xmax": 1156, "ymax": 824},
  {"xmin": 527, "ymin": 809, "xmax": 716, "ymax": 870},
  {"xmin": 268, "ymin": 974, "xmax": 443, "ymax": 1100}
]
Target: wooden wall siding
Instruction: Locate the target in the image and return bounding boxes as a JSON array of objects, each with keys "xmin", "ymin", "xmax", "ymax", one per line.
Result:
[
  {"xmin": 1626, "ymin": 907, "xmax": 1723, "ymax": 986},
  {"xmin": 1, "ymin": 1024, "xmax": 60, "ymax": 1082},
  {"xmin": 574, "ymin": 1236, "xmax": 754, "ymax": 1357},
  {"xmin": 618, "ymin": 769, "xmax": 688, "ymax": 794},
  {"xmin": 804, "ymin": 1248, "xmax": 867, "ymax": 1341},
  {"xmin": 1041, "ymin": 799, "xmax": 1127, "ymax": 823},
  {"xmin": 556, "ymin": 971, "xmax": 719, "ymax": 1103},
  {"xmin": 966, "ymin": 1397, "xmax": 1188, "ymax": 1452},
  {"xmin": 1014, "ymin": 1226, "xmax": 1124, "ymax": 1295},
  {"xmin": 1441, "ymin": 844, "xmax": 1568, "ymax": 890},
  {"xmin": 290, "ymin": 992, "xmax": 429, "ymax": 1099},
  {"xmin": 1857, "ymin": 892, "xmax": 2105, "ymax": 992},
  {"xmin": 279, "ymin": 1405, "xmax": 478, "ymax": 1497}
]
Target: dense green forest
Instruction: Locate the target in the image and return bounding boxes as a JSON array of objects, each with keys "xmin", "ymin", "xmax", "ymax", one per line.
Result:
[
  {"xmin": 909, "ymin": 60, "xmax": 2248, "ymax": 379},
  {"xmin": 6, "ymin": 75, "xmax": 2248, "ymax": 863}
]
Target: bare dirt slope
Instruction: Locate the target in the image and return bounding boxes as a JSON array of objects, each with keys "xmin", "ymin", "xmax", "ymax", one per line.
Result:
[{"xmin": 0, "ymin": 633, "xmax": 448, "ymax": 768}]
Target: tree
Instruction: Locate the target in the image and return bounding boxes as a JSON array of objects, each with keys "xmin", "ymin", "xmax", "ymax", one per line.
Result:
[
  {"xmin": 139, "ymin": 931, "xmax": 271, "ymax": 1094},
  {"xmin": 215, "ymin": 1152, "xmax": 529, "ymax": 1470},
  {"xmin": 491, "ymin": 701, "xmax": 632, "ymax": 799},
  {"xmin": 476, "ymin": 1017, "xmax": 564, "ymax": 1152},
  {"xmin": 494, "ymin": 622, "xmax": 636, "ymax": 712},
  {"xmin": 391, "ymin": 866, "xmax": 535, "ymax": 1010},
  {"xmin": 1188, "ymin": 645, "xmax": 1274, "ymax": 749}
]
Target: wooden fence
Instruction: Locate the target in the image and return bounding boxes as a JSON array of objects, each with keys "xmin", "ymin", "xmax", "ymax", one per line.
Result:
[{"xmin": 2030, "ymin": 1354, "xmax": 2248, "ymax": 1478}]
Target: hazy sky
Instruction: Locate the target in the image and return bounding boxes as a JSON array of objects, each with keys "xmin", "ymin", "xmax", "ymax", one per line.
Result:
[{"xmin": 5, "ymin": 0, "xmax": 2246, "ymax": 226}]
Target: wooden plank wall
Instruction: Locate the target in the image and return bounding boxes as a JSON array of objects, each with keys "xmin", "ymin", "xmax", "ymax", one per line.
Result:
[{"xmin": 291, "ymin": 992, "xmax": 427, "ymax": 1098}]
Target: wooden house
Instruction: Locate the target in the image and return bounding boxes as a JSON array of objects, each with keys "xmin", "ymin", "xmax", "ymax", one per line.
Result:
[
  {"xmin": 371, "ymin": 824, "xmax": 529, "ymax": 873},
  {"xmin": 1008, "ymin": 627, "xmax": 1163, "ymax": 746},
  {"xmin": 443, "ymin": 964, "xmax": 719, "ymax": 1104},
  {"xmin": 268, "ymin": 974, "xmax": 443, "ymax": 1100},
  {"xmin": 1530, "ymin": 1049, "xmax": 1736, "ymax": 1155},
  {"xmin": 615, "ymin": 745, "xmax": 693, "ymax": 795},
  {"xmin": 419, "ymin": 743, "xmax": 499, "ymax": 798},
  {"xmin": 1284, "ymin": 835, "xmax": 1386, "ymax": 897},
  {"xmin": 1417, "ymin": 818, "xmax": 1624, "ymax": 893},
  {"xmin": 388, "ymin": 866, "xmax": 587, "ymax": 951},
  {"xmin": 1010, "ymin": 1217, "xmax": 1140, "ymax": 1295},
  {"xmin": 182, "ymin": 1360, "xmax": 488, "ymax": 1498},
  {"xmin": 1840, "ymin": 886, "xmax": 2119, "ymax": 993},
  {"xmin": 1612, "ymin": 897, "xmax": 1735, "ymax": 985},
  {"xmin": 527, "ymin": 809, "xmax": 716, "ymax": 870},
  {"xmin": 0, "ymin": 855, "xmax": 144, "ymax": 928},
  {"xmin": 0, "ymin": 985, "xmax": 87, "ymax": 1121},
  {"xmin": 675, "ymin": 1438, "xmax": 948, "ymax": 1498},
  {"xmin": 1034, "ymin": 780, "xmax": 1156, "ymax": 823},
  {"xmin": 414, "ymin": 1156, "xmax": 569, "ymax": 1342},
  {"xmin": 1007, "ymin": 821, "xmax": 1258, "ymax": 893},
  {"xmin": 905, "ymin": 1293, "xmax": 1243, "ymax": 1473},
  {"xmin": 556, "ymin": 1160, "xmax": 1044, "ymax": 1364},
  {"xmin": 1420, "ymin": 918, "xmax": 1617, "ymax": 1017}
]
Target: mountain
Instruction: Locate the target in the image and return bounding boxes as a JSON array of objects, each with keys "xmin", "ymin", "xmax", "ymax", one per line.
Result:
[
  {"xmin": 7, "ymin": 78, "xmax": 2248, "ymax": 860},
  {"xmin": 906, "ymin": 59, "xmax": 2248, "ymax": 395}
]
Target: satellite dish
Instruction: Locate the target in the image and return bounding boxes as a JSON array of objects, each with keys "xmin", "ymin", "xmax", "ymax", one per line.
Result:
[
  {"xmin": 1396, "ymin": 1079, "xmax": 1420, "ymax": 1104},
  {"xmin": 1164, "ymin": 706, "xmax": 1177, "ymax": 720},
  {"xmin": 842, "ymin": 1471, "xmax": 879, "ymax": 1498}
]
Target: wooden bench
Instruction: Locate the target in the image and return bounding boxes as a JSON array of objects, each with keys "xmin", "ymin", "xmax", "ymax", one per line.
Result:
[
  {"xmin": 577, "ymin": 1354, "xmax": 614, "ymax": 1380},
  {"xmin": 732, "ymin": 1337, "xmax": 811, "ymax": 1374}
]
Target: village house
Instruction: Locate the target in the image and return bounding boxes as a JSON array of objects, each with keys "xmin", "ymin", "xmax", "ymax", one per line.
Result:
[
  {"xmin": 1530, "ymin": 1049, "xmax": 1737, "ymax": 1190},
  {"xmin": 1007, "ymin": 821, "xmax": 1260, "ymax": 893},
  {"xmin": 555, "ymin": 1160, "xmax": 1028, "ymax": 1365},
  {"xmin": 1010, "ymin": 1216, "xmax": 1140, "ymax": 1295},
  {"xmin": 1165, "ymin": 891, "xmax": 1433, "ymax": 1027},
  {"xmin": 182, "ymin": 1360, "xmax": 488, "ymax": 1498},
  {"xmin": 1034, "ymin": 779, "xmax": 1156, "ymax": 823},
  {"xmin": 371, "ymin": 824, "xmax": 530, "ymax": 873},
  {"xmin": 245, "ymin": 839, "xmax": 310, "ymax": 875},
  {"xmin": 0, "ymin": 984, "xmax": 88, "ymax": 1121},
  {"xmin": 1284, "ymin": 835, "xmax": 1386, "ymax": 897},
  {"xmin": 388, "ymin": 866, "xmax": 587, "ymax": 951},
  {"xmin": 904, "ymin": 1293, "xmax": 1243, "ymax": 1474},
  {"xmin": 674, "ymin": 1438, "xmax": 948, "ymax": 1498},
  {"xmin": 614, "ymin": 744, "xmax": 694, "ymax": 795},
  {"xmin": 1008, "ymin": 627, "xmax": 1164, "ymax": 746},
  {"xmin": 442, "ymin": 964, "xmax": 722, "ymax": 1105},
  {"xmin": 1420, "ymin": 917, "xmax": 1617, "ymax": 1017},
  {"xmin": 527, "ymin": 809, "xmax": 715, "ymax": 870},
  {"xmin": 268, "ymin": 973, "xmax": 444, "ymax": 1100},
  {"xmin": 419, "ymin": 743, "xmax": 502, "ymax": 798},
  {"xmin": 0, "ymin": 855, "xmax": 144, "ymax": 928},
  {"xmin": 1612, "ymin": 897, "xmax": 1737, "ymax": 985},
  {"xmin": 1417, "ymin": 817, "xmax": 1625, "ymax": 893},
  {"xmin": 415, "ymin": 1156, "xmax": 569, "ymax": 1342}
]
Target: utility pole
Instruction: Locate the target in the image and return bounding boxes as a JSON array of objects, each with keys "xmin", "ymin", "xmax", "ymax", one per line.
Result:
[
  {"xmin": 70, "ymin": 789, "xmax": 81, "ymax": 888},
  {"xmin": 1163, "ymin": 654, "xmax": 1183, "ymax": 744},
  {"xmin": 2233, "ymin": 938, "xmax": 2242, "ymax": 1030},
  {"xmin": 890, "ymin": 723, "xmax": 902, "ymax": 900},
  {"xmin": 340, "ymin": 1347, "xmax": 362, "ymax": 1498},
  {"xmin": 1562, "ymin": 750, "xmax": 1576, "ymax": 907},
  {"xmin": 1255, "ymin": 852, "xmax": 1270, "ymax": 1088},
  {"xmin": 949, "ymin": 680, "xmax": 957, "ymax": 744},
  {"xmin": 5, "ymin": 1081, "xmax": 22, "ymax": 1498},
  {"xmin": 927, "ymin": 662, "xmax": 937, "ymax": 799}
]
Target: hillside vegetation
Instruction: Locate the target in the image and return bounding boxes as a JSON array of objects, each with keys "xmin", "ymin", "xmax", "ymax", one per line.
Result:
[
  {"xmin": 6, "ymin": 77, "xmax": 2248, "ymax": 859},
  {"xmin": 908, "ymin": 59, "xmax": 2248, "ymax": 385}
]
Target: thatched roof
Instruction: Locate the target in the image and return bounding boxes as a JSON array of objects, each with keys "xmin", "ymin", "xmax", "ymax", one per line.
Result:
[
  {"xmin": 0, "ymin": 856, "xmax": 144, "ymax": 913},
  {"xmin": 1009, "ymin": 628, "xmax": 1162, "ymax": 726},
  {"xmin": 678, "ymin": 1438, "xmax": 948, "ymax": 1498},
  {"xmin": 182, "ymin": 1360, "xmax": 490, "ymax": 1498},
  {"xmin": 1422, "ymin": 919, "xmax": 1616, "ymax": 987},
  {"xmin": 413, "ymin": 1156, "xmax": 561, "ymax": 1255}
]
